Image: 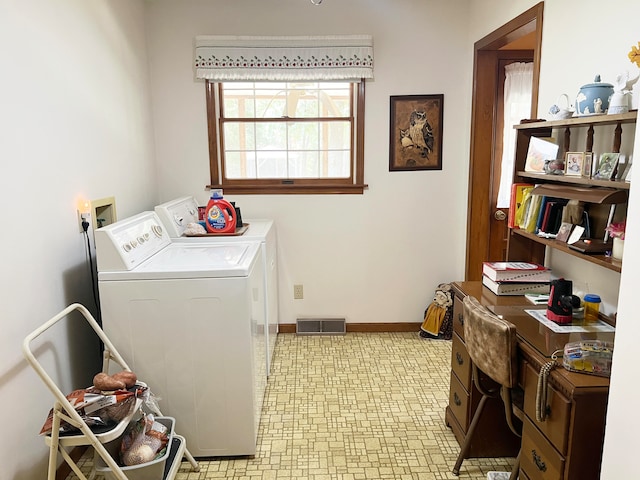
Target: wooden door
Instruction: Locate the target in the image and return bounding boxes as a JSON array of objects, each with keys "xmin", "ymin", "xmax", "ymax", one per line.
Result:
[
  {"xmin": 465, "ymin": 2, "xmax": 544, "ymax": 281},
  {"xmin": 488, "ymin": 56, "xmax": 536, "ymax": 259}
]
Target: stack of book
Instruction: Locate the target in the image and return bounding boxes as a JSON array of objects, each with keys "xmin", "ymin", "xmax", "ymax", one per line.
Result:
[
  {"xmin": 509, "ymin": 182, "xmax": 568, "ymax": 236},
  {"xmin": 482, "ymin": 262, "xmax": 551, "ymax": 296}
]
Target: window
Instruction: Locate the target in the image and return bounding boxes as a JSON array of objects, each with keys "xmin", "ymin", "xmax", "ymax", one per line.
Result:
[
  {"xmin": 206, "ymin": 80, "xmax": 366, "ymax": 194},
  {"xmin": 194, "ymin": 34, "xmax": 373, "ymax": 194}
]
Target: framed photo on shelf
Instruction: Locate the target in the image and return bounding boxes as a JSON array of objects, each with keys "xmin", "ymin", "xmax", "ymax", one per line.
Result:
[
  {"xmin": 582, "ymin": 152, "xmax": 593, "ymax": 178},
  {"xmin": 524, "ymin": 136, "xmax": 559, "ymax": 173},
  {"xmin": 594, "ymin": 153, "xmax": 620, "ymax": 180},
  {"xmin": 389, "ymin": 94, "xmax": 444, "ymax": 171},
  {"xmin": 565, "ymin": 152, "xmax": 584, "ymax": 176},
  {"xmin": 556, "ymin": 222, "xmax": 574, "ymax": 242}
]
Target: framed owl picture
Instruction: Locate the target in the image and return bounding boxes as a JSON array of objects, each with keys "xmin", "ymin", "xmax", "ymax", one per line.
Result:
[{"xmin": 389, "ymin": 94, "xmax": 444, "ymax": 171}]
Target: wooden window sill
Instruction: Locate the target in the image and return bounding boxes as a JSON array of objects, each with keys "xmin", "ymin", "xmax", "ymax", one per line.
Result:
[{"xmin": 206, "ymin": 184, "xmax": 368, "ymax": 195}]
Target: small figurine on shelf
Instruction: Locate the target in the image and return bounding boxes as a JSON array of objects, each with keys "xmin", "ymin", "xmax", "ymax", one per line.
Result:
[{"xmin": 609, "ymin": 71, "xmax": 639, "ymax": 115}]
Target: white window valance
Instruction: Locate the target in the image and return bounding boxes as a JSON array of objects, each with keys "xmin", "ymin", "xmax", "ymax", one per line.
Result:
[{"xmin": 194, "ymin": 35, "xmax": 374, "ymax": 82}]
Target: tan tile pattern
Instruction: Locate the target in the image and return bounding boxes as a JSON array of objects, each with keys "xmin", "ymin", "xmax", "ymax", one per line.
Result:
[{"xmin": 69, "ymin": 333, "xmax": 514, "ymax": 479}]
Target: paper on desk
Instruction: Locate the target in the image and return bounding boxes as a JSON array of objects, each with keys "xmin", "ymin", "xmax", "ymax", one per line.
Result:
[{"xmin": 525, "ymin": 309, "xmax": 615, "ymax": 333}]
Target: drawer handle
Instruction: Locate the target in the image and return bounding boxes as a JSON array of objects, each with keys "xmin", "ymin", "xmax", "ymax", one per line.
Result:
[
  {"xmin": 457, "ymin": 313, "xmax": 464, "ymax": 325},
  {"xmin": 531, "ymin": 449, "xmax": 547, "ymax": 472},
  {"xmin": 455, "ymin": 352, "xmax": 464, "ymax": 365},
  {"xmin": 453, "ymin": 392, "xmax": 461, "ymax": 406}
]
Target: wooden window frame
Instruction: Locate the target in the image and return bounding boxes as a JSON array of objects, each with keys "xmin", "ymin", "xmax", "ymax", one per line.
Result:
[{"xmin": 206, "ymin": 81, "xmax": 367, "ymax": 194}]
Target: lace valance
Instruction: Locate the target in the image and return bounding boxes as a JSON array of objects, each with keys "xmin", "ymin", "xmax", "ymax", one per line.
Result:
[{"xmin": 194, "ymin": 35, "xmax": 374, "ymax": 81}]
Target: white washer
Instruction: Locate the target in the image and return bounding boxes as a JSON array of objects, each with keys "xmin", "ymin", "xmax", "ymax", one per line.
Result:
[
  {"xmin": 155, "ymin": 196, "xmax": 279, "ymax": 375},
  {"xmin": 95, "ymin": 211, "xmax": 266, "ymax": 457}
]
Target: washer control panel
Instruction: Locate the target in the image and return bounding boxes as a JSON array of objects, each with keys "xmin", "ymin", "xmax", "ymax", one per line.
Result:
[
  {"xmin": 95, "ymin": 211, "xmax": 171, "ymax": 272},
  {"xmin": 154, "ymin": 196, "xmax": 200, "ymax": 238}
]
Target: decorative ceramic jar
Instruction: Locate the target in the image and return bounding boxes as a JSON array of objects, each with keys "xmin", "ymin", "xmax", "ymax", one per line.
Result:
[
  {"xmin": 548, "ymin": 94, "xmax": 575, "ymax": 120},
  {"xmin": 575, "ymin": 75, "xmax": 614, "ymax": 115}
]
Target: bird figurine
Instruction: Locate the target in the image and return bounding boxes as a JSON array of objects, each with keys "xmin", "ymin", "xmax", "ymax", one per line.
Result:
[
  {"xmin": 609, "ymin": 71, "xmax": 639, "ymax": 114},
  {"xmin": 613, "ymin": 70, "xmax": 639, "ymax": 93}
]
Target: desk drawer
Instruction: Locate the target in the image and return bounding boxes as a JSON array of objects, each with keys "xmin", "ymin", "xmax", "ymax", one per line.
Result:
[
  {"xmin": 448, "ymin": 371, "xmax": 470, "ymax": 428},
  {"xmin": 520, "ymin": 470, "xmax": 532, "ymax": 480},
  {"xmin": 521, "ymin": 416, "xmax": 564, "ymax": 480},
  {"xmin": 523, "ymin": 362, "xmax": 571, "ymax": 454},
  {"xmin": 453, "ymin": 293, "xmax": 465, "ymax": 340},
  {"xmin": 451, "ymin": 333, "xmax": 472, "ymax": 388}
]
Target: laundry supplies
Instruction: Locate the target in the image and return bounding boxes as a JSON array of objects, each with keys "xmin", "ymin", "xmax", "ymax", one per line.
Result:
[{"xmin": 204, "ymin": 189, "xmax": 237, "ymax": 233}]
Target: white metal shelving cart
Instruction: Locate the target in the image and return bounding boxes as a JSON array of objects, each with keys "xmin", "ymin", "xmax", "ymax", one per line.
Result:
[{"xmin": 22, "ymin": 303, "xmax": 200, "ymax": 480}]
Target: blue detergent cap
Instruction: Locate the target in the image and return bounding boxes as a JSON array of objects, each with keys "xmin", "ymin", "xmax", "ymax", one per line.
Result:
[{"xmin": 211, "ymin": 188, "xmax": 223, "ymax": 199}]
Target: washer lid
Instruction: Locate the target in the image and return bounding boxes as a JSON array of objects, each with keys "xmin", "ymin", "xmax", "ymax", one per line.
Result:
[{"xmin": 98, "ymin": 242, "xmax": 260, "ymax": 280}]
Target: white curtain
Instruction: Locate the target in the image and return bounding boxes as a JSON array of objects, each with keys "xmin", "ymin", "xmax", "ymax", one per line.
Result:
[
  {"xmin": 497, "ymin": 62, "xmax": 533, "ymax": 208},
  {"xmin": 194, "ymin": 35, "xmax": 374, "ymax": 82}
]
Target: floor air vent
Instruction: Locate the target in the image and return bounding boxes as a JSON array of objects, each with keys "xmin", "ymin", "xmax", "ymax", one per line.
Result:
[{"xmin": 296, "ymin": 318, "xmax": 346, "ymax": 335}]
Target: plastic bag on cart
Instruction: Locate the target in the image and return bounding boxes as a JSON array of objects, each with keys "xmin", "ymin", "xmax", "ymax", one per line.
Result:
[
  {"xmin": 120, "ymin": 413, "xmax": 169, "ymax": 466},
  {"xmin": 39, "ymin": 384, "xmax": 148, "ymax": 435}
]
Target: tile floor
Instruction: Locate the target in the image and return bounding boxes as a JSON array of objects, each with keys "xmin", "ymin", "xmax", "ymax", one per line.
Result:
[{"xmin": 69, "ymin": 332, "xmax": 514, "ymax": 479}]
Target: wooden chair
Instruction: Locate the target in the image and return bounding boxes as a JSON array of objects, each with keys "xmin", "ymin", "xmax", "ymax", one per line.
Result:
[{"xmin": 452, "ymin": 295, "xmax": 523, "ymax": 479}]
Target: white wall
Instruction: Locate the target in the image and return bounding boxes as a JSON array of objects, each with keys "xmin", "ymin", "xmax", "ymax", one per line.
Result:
[
  {"xmin": 0, "ymin": 1, "xmax": 156, "ymax": 478},
  {"xmin": 144, "ymin": 0, "xmax": 473, "ymax": 328}
]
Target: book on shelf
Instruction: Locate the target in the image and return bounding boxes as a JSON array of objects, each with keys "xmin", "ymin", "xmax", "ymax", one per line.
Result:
[
  {"xmin": 508, "ymin": 183, "xmax": 534, "ymax": 228},
  {"xmin": 514, "ymin": 185, "xmax": 535, "ymax": 229},
  {"xmin": 482, "ymin": 261, "xmax": 551, "ymax": 282},
  {"xmin": 543, "ymin": 200, "xmax": 567, "ymax": 234},
  {"xmin": 538, "ymin": 199, "xmax": 554, "ymax": 233},
  {"xmin": 537, "ymin": 198, "xmax": 568, "ymax": 235},
  {"xmin": 534, "ymin": 195, "xmax": 550, "ymax": 233},
  {"xmin": 482, "ymin": 275, "xmax": 550, "ymax": 296},
  {"xmin": 523, "ymin": 194, "xmax": 543, "ymax": 233},
  {"xmin": 567, "ymin": 238, "xmax": 613, "ymax": 254}
]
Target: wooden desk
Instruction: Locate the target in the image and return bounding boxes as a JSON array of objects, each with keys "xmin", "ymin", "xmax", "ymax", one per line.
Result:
[{"xmin": 446, "ymin": 281, "xmax": 614, "ymax": 480}]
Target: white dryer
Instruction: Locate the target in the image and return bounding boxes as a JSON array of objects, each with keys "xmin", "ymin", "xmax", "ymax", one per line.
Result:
[
  {"xmin": 95, "ymin": 211, "xmax": 266, "ymax": 457},
  {"xmin": 155, "ymin": 196, "xmax": 279, "ymax": 375}
]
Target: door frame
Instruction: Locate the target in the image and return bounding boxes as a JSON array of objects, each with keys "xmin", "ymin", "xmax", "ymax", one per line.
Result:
[{"xmin": 464, "ymin": 2, "xmax": 544, "ymax": 281}]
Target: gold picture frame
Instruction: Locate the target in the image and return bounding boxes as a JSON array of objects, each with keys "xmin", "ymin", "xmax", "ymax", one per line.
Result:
[
  {"xmin": 582, "ymin": 152, "xmax": 593, "ymax": 177},
  {"xmin": 565, "ymin": 152, "xmax": 584, "ymax": 176}
]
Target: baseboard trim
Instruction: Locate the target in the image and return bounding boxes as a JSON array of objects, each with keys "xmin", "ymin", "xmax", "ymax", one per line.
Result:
[
  {"xmin": 56, "ymin": 445, "xmax": 88, "ymax": 480},
  {"xmin": 279, "ymin": 322, "xmax": 421, "ymax": 334}
]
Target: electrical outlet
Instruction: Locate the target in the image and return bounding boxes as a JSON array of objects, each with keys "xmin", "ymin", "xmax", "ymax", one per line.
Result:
[
  {"xmin": 294, "ymin": 284, "xmax": 304, "ymax": 300},
  {"xmin": 78, "ymin": 211, "xmax": 90, "ymax": 233}
]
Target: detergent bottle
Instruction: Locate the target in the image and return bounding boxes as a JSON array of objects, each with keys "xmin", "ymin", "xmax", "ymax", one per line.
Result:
[{"xmin": 204, "ymin": 189, "xmax": 237, "ymax": 233}]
